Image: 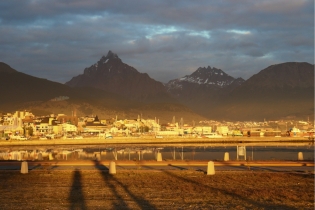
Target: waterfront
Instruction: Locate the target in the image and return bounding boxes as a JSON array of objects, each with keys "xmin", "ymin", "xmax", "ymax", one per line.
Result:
[
  {"xmin": 0, "ymin": 143, "xmax": 313, "ymax": 162},
  {"xmin": 0, "ymin": 136, "xmax": 313, "ymax": 146},
  {"xmin": 0, "ymin": 141, "xmax": 313, "ymax": 209}
]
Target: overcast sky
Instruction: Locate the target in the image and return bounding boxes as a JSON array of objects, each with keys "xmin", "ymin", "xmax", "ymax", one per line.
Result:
[{"xmin": 0, "ymin": 0, "xmax": 314, "ymax": 84}]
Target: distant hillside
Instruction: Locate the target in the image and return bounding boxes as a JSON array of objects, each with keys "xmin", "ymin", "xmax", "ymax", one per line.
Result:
[
  {"xmin": 0, "ymin": 64, "xmax": 73, "ymax": 104},
  {"xmin": 206, "ymin": 62, "xmax": 314, "ymax": 121},
  {"xmin": 165, "ymin": 62, "xmax": 314, "ymax": 121},
  {"xmin": 0, "ymin": 62, "xmax": 17, "ymax": 73},
  {"xmin": 238, "ymin": 62, "xmax": 314, "ymax": 88},
  {"xmin": 66, "ymin": 51, "xmax": 175, "ymax": 103}
]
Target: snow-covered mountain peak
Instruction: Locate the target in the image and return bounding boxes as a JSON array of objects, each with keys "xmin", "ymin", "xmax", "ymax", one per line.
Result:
[
  {"xmin": 165, "ymin": 65, "xmax": 245, "ymax": 93},
  {"xmin": 174, "ymin": 66, "xmax": 236, "ymax": 87}
]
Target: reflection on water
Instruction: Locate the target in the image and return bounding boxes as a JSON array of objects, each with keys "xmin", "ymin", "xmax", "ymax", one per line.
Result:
[{"xmin": 0, "ymin": 144, "xmax": 313, "ymax": 161}]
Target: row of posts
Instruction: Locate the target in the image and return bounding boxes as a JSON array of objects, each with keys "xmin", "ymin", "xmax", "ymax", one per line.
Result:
[
  {"xmin": 20, "ymin": 160, "xmax": 216, "ymax": 176},
  {"xmin": 21, "ymin": 151, "xmax": 306, "ymax": 175},
  {"xmin": 156, "ymin": 151, "xmax": 305, "ymax": 162},
  {"xmin": 108, "ymin": 161, "xmax": 216, "ymax": 175}
]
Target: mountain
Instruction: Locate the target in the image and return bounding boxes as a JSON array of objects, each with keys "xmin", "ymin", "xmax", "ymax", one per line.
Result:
[
  {"xmin": 167, "ymin": 66, "xmax": 240, "ymax": 88},
  {"xmin": 207, "ymin": 62, "xmax": 314, "ymax": 121},
  {"xmin": 166, "ymin": 62, "xmax": 314, "ymax": 121},
  {"xmin": 0, "ymin": 62, "xmax": 17, "ymax": 73},
  {"xmin": 0, "ymin": 62, "xmax": 74, "ymax": 104},
  {"xmin": 165, "ymin": 66, "xmax": 245, "ymax": 115},
  {"xmin": 234, "ymin": 62, "xmax": 314, "ymax": 89},
  {"xmin": 66, "ymin": 51, "xmax": 174, "ymax": 103},
  {"xmin": 0, "ymin": 62, "xmax": 205, "ymax": 123},
  {"xmin": 1, "ymin": 58, "xmax": 313, "ymax": 122}
]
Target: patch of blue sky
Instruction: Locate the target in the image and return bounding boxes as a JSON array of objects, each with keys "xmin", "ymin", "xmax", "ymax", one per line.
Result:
[
  {"xmin": 145, "ymin": 25, "xmax": 180, "ymax": 39},
  {"xmin": 227, "ymin": 29, "xmax": 251, "ymax": 35},
  {"xmin": 260, "ymin": 53, "xmax": 273, "ymax": 59},
  {"xmin": 88, "ymin": 15, "xmax": 103, "ymax": 21},
  {"xmin": 74, "ymin": 13, "xmax": 107, "ymax": 23},
  {"xmin": 66, "ymin": 20, "xmax": 73, "ymax": 25},
  {"xmin": 187, "ymin": 30, "xmax": 210, "ymax": 39}
]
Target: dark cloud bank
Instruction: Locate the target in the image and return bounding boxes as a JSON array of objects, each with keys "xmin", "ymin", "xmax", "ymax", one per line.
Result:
[{"xmin": 0, "ymin": 0, "xmax": 313, "ymax": 83}]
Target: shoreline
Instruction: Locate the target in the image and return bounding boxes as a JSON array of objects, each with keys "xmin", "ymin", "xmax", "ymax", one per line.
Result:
[
  {"xmin": 1, "ymin": 159, "xmax": 314, "ymax": 167},
  {"xmin": 0, "ymin": 136, "xmax": 313, "ymax": 146}
]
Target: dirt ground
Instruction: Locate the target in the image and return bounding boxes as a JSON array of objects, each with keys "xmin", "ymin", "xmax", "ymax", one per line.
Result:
[{"xmin": 0, "ymin": 169, "xmax": 313, "ymax": 210}]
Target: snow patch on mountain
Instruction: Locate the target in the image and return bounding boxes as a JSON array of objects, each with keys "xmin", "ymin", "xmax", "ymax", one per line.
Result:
[
  {"xmin": 172, "ymin": 66, "xmax": 236, "ymax": 87},
  {"xmin": 165, "ymin": 66, "xmax": 245, "ymax": 93}
]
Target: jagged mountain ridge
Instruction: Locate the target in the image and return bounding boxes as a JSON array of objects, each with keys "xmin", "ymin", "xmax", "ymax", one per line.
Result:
[
  {"xmin": 164, "ymin": 61, "xmax": 314, "ymax": 121},
  {"xmin": 66, "ymin": 51, "xmax": 174, "ymax": 103},
  {"xmin": 165, "ymin": 66, "xmax": 244, "ymax": 98},
  {"xmin": 0, "ymin": 62, "xmax": 205, "ymax": 123},
  {"xmin": 1, "ymin": 51, "xmax": 313, "ymax": 121},
  {"xmin": 166, "ymin": 66, "xmax": 242, "ymax": 90},
  {"xmin": 165, "ymin": 65, "xmax": 245, "ymax": 114}
]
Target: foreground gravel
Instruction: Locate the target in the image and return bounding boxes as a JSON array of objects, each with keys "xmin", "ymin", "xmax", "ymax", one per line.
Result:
[{"xmin": 0, "ymin": 170, "xmax": 313, "ymax": 209}]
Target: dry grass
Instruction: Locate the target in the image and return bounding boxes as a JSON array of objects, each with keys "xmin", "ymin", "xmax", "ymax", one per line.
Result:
[{"xmin": 0, "ymin": 170, "xmax": 313, "ymax": 209}]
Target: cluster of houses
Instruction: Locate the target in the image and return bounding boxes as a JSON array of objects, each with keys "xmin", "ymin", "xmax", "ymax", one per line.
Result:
[
  {"xmin": 0, "ymin": 111, "xmax": 78, "ymax": 138},
  {"xmin": 0, "ymin": 110, "xmax": 313, "ymax": 139},
  {"xmin": 0, "ymin": 110, "xmax": 223, "ymax": 139}
]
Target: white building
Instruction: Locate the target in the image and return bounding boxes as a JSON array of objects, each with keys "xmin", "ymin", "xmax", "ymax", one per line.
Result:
[
  {"xmin": 35, "ymin": 123, "xmax": 53, "ymax": 135},
  {"xmin": 61, "ymin": 123, "xmax": 77, "ymax": 133},
  {"xmin": 193, "ymin": 126, "xmax": 212, "ymax": 134},
  {"xmin": 216, "ymin": 126, "xmax": 229, "ymax": 135}
]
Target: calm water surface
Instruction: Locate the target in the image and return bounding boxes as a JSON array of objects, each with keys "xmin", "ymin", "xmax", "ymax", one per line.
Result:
[{"xmin": 0, "ymin": 143, "xmax": 313, "ymax": 161}]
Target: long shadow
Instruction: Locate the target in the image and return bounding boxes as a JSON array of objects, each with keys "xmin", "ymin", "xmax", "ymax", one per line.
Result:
[
  {"xmin": 249, "ymin": 166, "xmax": 285, "ymax": 172},
  {"xmin": 143, "ymin": 165, "xmax": 298, "ymax": 210},
  {"xmin": 93, "ymin": 160, "xmax": 127, "ymax": 209},
  {"xmin": 168, "ymin": 164, "xmax": 188, "ymax": 170},
  {"xmin": 249, "ymin": 166, "xmax": 315, "ymax": 176},
  {"xmin": 221, "ymin": 164, "xmax": 251, "ymax": 171},
  {"xmin": 29, "ymin": 163, "xmax": 59, "ymax": 171},
  {"xmin": 220, "ymin": 161, "xmax": 315, "ymax": 174},
  {"xmin": 68, "ymin": 169, "xmax": 87, "ymax": 210},
  {"xmin": 93, "ymin": 160, "xmax": 156, "ymax": 210}
]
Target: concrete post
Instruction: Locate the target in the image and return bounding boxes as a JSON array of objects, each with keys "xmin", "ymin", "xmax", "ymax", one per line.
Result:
[
  {"xmin": 156, "ymin": 152, "xmax": 162, "ymax": 161},
  {"xmin": 109, "ymin": 161, "xmax": 116, "ymax": 174},
  {"xmin": 38, "ymin": 153, "xmax": 43, "ymax": 161},
  {"xmin": 207, "ymin": 161, "xmax": 215, "ymax": 175},
  {"xmin": 224, "ymin": 152, "xmax": 229, "ymax": 161},
  {"xmin": 298, "ymin": 152, "xmax": 303, "ymax": 161},
  {"xmin": 49, "ymin": 153, "xmax": 54, "ymax": 160},
  {"xmin": 21, "ymin": 161, "xmax": 28, "ymax": 174}
]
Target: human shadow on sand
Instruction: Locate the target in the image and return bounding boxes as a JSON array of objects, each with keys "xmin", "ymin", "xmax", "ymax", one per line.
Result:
[
  {"xmin": 92, "ymin": 160, "xmax": 157, "ymax": 210},
  {"xmin": 68, "ymin": 169, "xmax": 87, "ymax": 210}
]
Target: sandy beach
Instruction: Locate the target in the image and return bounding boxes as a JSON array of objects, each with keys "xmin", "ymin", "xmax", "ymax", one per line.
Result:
[{"xmin": 0, "ymin": 169, "xmax": 313, "ymax": 209}]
